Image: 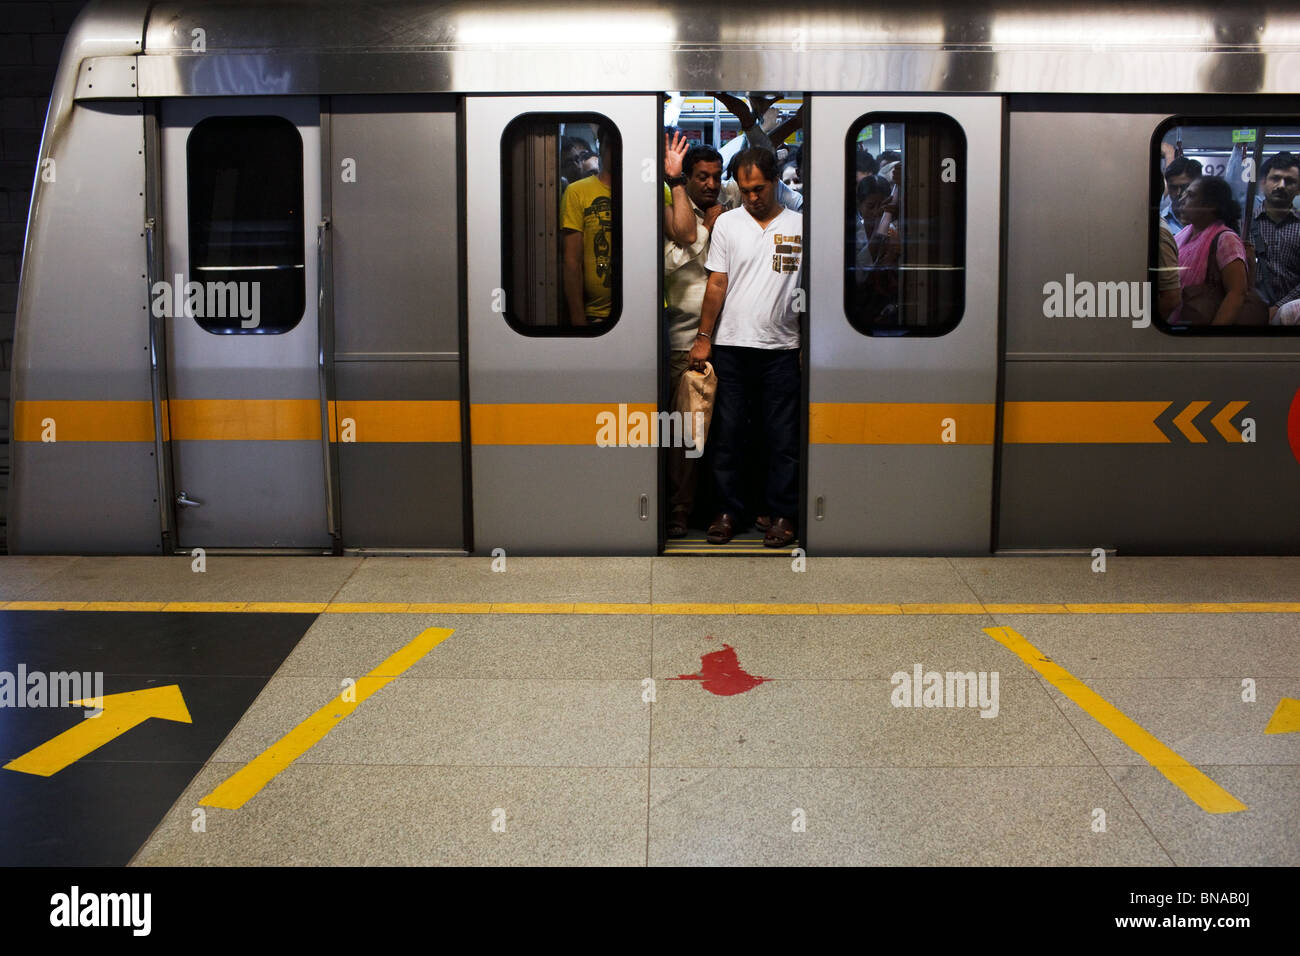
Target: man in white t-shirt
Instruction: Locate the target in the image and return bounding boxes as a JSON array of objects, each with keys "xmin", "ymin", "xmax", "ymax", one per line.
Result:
[{"xmin": 687, "ymin": 147, "xmax": 803, "ymax": 547}]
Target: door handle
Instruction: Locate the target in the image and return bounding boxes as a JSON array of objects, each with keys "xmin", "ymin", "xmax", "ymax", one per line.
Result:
[{"xmin": 176, "ymin": 491, "xmax": 203, "ymax": 508}]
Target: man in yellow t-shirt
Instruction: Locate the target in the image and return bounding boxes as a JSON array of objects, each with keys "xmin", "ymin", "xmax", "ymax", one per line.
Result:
[
  {"xmin": 560, "ymin": 129, "xmax": 689, "ymax": 325},
  {"xmin": 561, "ymin": 132, "xmax": 615, "ymax": 326}
]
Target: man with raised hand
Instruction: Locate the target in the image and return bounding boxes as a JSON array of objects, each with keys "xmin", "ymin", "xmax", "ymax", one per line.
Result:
[{"xmin": 664, "ymin": 142, "xmax": 727, "ymax": 537}]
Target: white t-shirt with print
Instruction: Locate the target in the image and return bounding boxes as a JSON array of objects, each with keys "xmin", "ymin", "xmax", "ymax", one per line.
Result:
[{"xmin": 704, "ymin": 205, "xmax": 803, "ymax": 349}]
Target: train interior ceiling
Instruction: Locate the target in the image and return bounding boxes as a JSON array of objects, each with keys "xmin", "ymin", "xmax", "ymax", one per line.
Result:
[{"xmin": 8, "ymin": 83, "xmax": 1300, "ymax": 557}]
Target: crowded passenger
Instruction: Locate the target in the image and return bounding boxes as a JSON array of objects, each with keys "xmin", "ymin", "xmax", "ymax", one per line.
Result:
[
  {"xmin": 560, "ymin": 129, "xmax": 616, "ymax": 327},
  {"xmin": 1248, "ymin": 151, "xmax": 1300, "ymax": 325},
  {"xmin": 663, "ymin": 142, "xmax": 729, "ymax": 537},
  {"xmin": 1161, "ymin": 156, "xmax": 1202, "ymax": 235},
  {"xmin": 1171, "ymin": 176, "xmax": 1262, "ymax": 326},
  {"xmin": 855, "ymin": 147, "xmax": 878, "ymax": 182},
  {"xmin": 853, "ymin": 173, "xmax": 901, "ymax": 319},
  {"xmin": 1156, "ymin": 220, "xmax": 1181, "ymax": 320},
  {"xmin": 780, "ymin": 145, "xmax": 803, "ymax": 193},
  {"xmin": 713, "ymin": 92, "xmax": 805, "ymax": 212},
  {"xmin": 559, "ymin": 135, "xmax": 594, "ymax": 189},
  {"xmin": 664, "ymin": 130, "xmax": 698, "ymax": 246},
  {"xmin": 687, "ymin": 147, "xmax": 803, "ymax": 548}
]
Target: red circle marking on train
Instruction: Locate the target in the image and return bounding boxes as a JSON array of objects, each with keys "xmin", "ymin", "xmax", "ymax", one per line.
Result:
[{"xmin": 1289, "ymin": 386, "xmax": 1300, "ymax": 466}]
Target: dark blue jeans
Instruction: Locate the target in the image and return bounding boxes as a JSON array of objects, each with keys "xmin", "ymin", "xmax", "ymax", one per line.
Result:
[{"xmin": 710, "ymin": 345, "xmax": 800, "ymax": 521}]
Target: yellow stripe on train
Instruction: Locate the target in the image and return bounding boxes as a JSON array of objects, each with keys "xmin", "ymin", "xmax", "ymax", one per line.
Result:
[{"xmin": 11, "ymin": 399, "xmax": 1237, "ymax": 445}]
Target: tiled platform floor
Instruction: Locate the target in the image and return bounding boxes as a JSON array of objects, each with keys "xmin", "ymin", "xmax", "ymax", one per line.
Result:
[{"xmin": 0, "ymin": 555, "xmax": 1296, "ymax": 866}]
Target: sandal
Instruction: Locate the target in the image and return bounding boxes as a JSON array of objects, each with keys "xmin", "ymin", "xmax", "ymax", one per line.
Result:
[
  {"xmin": 667, "ymin": 510, "xmax": 689, "ymax": 538},
  {"xmin": 707, "ymin": 512, "xmax": 738, "ymax": 544},
  {"xmin": 763, "ymin": 517, "xmax": 796, "ymax": 548}
]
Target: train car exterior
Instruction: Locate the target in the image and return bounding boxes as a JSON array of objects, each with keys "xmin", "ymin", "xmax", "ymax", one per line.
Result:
[{"xmin": 9, "ymin": 0, "xmax": 1300, "ymax": 556}]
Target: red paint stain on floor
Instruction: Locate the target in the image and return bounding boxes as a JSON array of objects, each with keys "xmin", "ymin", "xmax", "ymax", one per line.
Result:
[{"xmin": 669, "ymin": 644, "xmax": 770, "ymax": 696}]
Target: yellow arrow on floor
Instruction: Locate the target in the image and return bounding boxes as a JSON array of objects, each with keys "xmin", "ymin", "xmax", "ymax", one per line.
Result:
[
  {"xmin": 3, "ymin": 685, "xmax": 192, "ymax": 777},
  {"xmin": 1264, "ymin": 697, "xmax": 1300, "ymax": 734}
]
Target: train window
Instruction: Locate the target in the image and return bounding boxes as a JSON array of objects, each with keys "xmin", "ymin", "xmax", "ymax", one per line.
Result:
[
  {"xmin": 1151, "ymin": 117, "xmax": 1300, "ymax": 334},
  {"xmin": 186, "ymin": 116, "xmax": 305, "ymax": 334},
  {"xmin": 501, "ymin": 113, "xmax": 621, "ymax": 335},
  {"xmin": 844, "ymin": 113, "xmax": 966, "ymax": 336}
]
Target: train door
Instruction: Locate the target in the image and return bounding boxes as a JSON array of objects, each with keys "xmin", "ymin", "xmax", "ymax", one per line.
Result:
[
  {"xmin": 160, "ymin": 98, "xmax": 331, "ymax": 549},
  {"xmin": 805, "ymin": 97, "xmax": 1002, "ymax": 553},
  {"xmin": 327, "ymin": 96, "xmax": 465, "ymax": 552},
  {"xmin": 464, "ymin": 96, "xmax": 659, "ymax": 554}
]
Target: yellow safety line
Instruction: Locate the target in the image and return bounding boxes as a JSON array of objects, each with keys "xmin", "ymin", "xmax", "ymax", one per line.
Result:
[
  {"xmin": 983, "ymin": 626, "xmax": 1247, "ymax": 814},
  {"xmin": 200, "ymin": 626, "xmax": 453, "ymax": 810},
  {"xmin": 3, "ymin": 601, "xmax": 1300, "ymax": 615}
]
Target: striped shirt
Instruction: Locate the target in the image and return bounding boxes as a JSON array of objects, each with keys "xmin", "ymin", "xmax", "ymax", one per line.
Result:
[{"xmin": 1250, "ymin": 208, "xmax": 1300, "ymax": 307}]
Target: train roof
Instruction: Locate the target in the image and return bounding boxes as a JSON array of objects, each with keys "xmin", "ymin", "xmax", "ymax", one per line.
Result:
[{"xmin": 62, "ymin": 0, "xmax": 1300, "ymax": 97}]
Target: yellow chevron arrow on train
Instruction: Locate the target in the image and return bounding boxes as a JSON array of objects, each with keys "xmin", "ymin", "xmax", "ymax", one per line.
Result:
[
  {"xmin": 1211, "ymin": 401, "xmax": 1249, "ymax": 442},
  {"xmin": 1172, "ymin": 401, "xmax": 1211, "ymax": 442},
  {"xmin": 3, "ymin": 685, "xmax": 192, "ymax": 777},
  {"xmin": 1264, "ymin": 697, "xmax": 1300, "ymax": 734}
]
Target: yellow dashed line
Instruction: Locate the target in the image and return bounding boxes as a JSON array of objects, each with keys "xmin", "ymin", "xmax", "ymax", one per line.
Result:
[
  {"xmin": 652, "ymin": 603, "xmax": 737, "ymax": 615},
  {"xmin": 1168, "ymin": 602, "xmax": 1300, "ymax": 613},
  {"xmin": 162, "ymin": 601, "xmax": 249, "ymax": 612},
  {"xmin": 489, "ymin": 603, "xmax": 575, "ymax": 614},
  {"xmin": 242, "ymin": 602, "xmax": 329, "ymax": 613},
  {"xmin": 4, "ymin": 601, "xmax": 89, "ymax": 611},
  {"xmin": 819, "ymin": 604, "xmax": 903, "ymax": 615},
  {"xmin": 405, "ymin": 603, "xmax": 492, "ymax": 614},
  {"xmin": 1064, "ymin": 603, "xmax": 1152, "ymax": 614},
  {"xmin": 983, "ymin": 626, "xmax": 1247, "ymax": 814},
  {"xmin": 734, "ymin": 603, "xmax": 821, "ymax": 615},
  {"xmin": 902, "ymin": 603, "xmax": 987, "ymax": 614},
  {"xmin": 983, "ymin": 603, "xmax": 1070, "ymax": 614},
  {"xmin": 324, "ymin": 603, "xmax": 412, "ymax": 613},
  {"xmin": 4, "ymin": 601, "xmax": 1300, "ymax": 615},
  {"xmin": 573, "ymin": 603, "xmax": 655, "ymax": 614},
  {"xmin": 80, "ymin": 602, "xmax": 168, "ymax": 612}
]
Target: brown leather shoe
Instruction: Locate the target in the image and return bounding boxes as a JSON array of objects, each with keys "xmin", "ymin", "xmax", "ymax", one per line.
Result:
[
  {"xmin": 707, "ymin": 512, "xmax": 739, "ymax": 544},
  {"xmin": 763, "ymin": 517, "xmax": 796, "ymax": 548},
  {"xmin": 755, "ymin": 515, "xmax": 772, "ymax": 532},
  {"xmin": 667, "ymin": 509, "xmax": 689, "ymax": 539}
]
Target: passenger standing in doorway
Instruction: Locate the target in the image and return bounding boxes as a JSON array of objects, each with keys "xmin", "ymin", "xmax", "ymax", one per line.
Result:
[
  {"xmin": 688, "ymin": 148, "xmax": 804, "ymax": 547},
  {"xmin": 561, "ymin": 130, "xmax": 615, "ymax": 327},
  {"xmin": 664, "ymin": 144, "xmax": 728, "ymax": 537}
]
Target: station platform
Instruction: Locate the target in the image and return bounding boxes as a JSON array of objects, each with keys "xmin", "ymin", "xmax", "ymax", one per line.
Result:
[{"xmin": 0, "ymin": 554, "xmax": 1297, "ymax": 867}]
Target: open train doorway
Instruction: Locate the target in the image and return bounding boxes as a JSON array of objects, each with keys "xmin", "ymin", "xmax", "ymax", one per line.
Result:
[{"xmin": 661, "ymin": 92, "xmax": 808, "ymax": 555}]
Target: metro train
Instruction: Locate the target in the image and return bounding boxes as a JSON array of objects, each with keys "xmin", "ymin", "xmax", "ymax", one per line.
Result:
[{"xmin": 9, "ymin": 0, "xmax": 1300, "ymax": 557}]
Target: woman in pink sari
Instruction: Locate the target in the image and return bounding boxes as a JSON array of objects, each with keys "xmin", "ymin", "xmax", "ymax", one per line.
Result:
[{"xmin": 1172, "ymin": 176, "xmax": 1247, "ymax": 325}]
